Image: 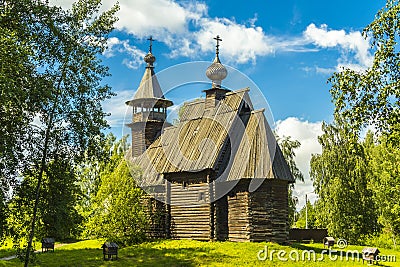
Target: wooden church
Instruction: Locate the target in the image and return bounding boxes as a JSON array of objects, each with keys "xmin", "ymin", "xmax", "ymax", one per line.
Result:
[{"xmin": 126, "ymin": 36, "xmax": 295, "ymax": 243}]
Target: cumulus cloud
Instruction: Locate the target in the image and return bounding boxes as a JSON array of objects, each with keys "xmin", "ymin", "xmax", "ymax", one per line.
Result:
[
  {"xmin": 49, "ymin": 0, "xmax": 311, "ymax": 64},
  {"xmin": 168, "ymin": 16, "xmax": 314, "ymax": 64},
  {"xmin": 114, "ymin": 0, "xmax": 206, "ymax": 37},
  {"xmin": 275, "ymin": 117, "xmax": 323, "ymax": 210},
  {"xmin": 304, "ymin": 23, "xmax": 373, "ymax": 71},
  {"xmin": 194, "ymin": 18, "xmax": 275, "ymax": 64},
  {"xmin": 49, "ymin": 1, "xmax": 374, "ymax": 74},
  {"xmin": 102, "ymin": 89, "xmax": 134, "ymax": 128},
  {"xmin": 104, "ymin": 37, "xmax": 147, "ymax": 69}
]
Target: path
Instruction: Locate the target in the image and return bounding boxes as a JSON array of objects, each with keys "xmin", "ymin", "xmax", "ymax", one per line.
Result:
[{"xmin": 0, "ymin": 243, "xmax": 68, "ymax": 261}]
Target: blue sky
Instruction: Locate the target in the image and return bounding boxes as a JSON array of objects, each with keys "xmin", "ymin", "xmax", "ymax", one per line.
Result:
[{"xmin": 51, "ymin": 0, "xmax": 386, "ymax": 209}]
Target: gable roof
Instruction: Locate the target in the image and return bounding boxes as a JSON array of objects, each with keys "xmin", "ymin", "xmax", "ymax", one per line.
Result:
[
  {"xmin": 128, "ymin": 88, "xmax": 294, "ymax": 186},
  {"xmin": 227, "ymin": 109, "xmax": 293, "ymax": 182}
]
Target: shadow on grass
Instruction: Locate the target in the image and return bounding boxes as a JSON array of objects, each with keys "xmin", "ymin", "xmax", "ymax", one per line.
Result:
[
  {"xmin": 289, "ymin": 243, "xmax": 363, "ymax": 254},
  {"xmin": 0, "ymin": 248, "xmax": 15, "ymax": 259},
  {"xmin": 23, "ymin": 242, "xmax": 229, "ymax": 267},
  {"xmin": 288, "ymin": 243, "xmax": 394, "ymax": 266},
  {"xmin": 121, "ymin": 245, "xmax": 228, "ymax": 267}
]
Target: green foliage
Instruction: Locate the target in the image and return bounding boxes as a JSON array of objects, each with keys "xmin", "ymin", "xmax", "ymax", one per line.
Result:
[
  {"xmin": 329, "ymin": 0, "xmax": 400, "ymax": 139},
  {"xmin": 295, "ymin": 200, "xmax": 317, "ymax": 229},
  {"xmin": 0, "ymin": 2, "xmax": 47, "ymax": 234},
  {"xmin": 365, "ymin": 133, "xmax": 400, "ymax": 248},
  {"xmin": 74, "ymin": 133, "xmax": 118, "ymax": 235},
  {"xmin": 85, "ymin": 137, "xmax": 148, "ymax": 246},
  {"xmin": 365, "ymin": 232, "xmax": 399, "ymax": 250},
  {"xmin": 310, "ymin": 117, "xmax": 377, "ymax": 243},
  {"xmin": 276, "ymin": 134, "xmax": 303, "ymax": 228},
  {"xmin": 1, "ymin": 0, "xmax": 119, "ymax": 263},
  {"xmin": 277, "ymin": 136, "xmax": 304, "ymax": 183},
  {"xmin": 7, "ymin": 160, "xmax": 82, "ymax": 241},
  {"xmin": 0, "ymin": 191, "xmax": 6, "ymax": 240},
  {"xmin": 322, "ymin": 0, "xmax": 400, "ymax": 248}
]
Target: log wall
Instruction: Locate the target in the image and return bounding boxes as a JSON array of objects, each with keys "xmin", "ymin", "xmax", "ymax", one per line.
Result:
[
  {"xmin": 170, "ymin": 182, "xmax": 211, "ymax": 240},
  {"xmin": 141, "ymin": 178, "xmax": 290, "ymax": 243},
  {"xmin": 249, "ymin": 180, "xmax": 289, "ymax": 243},
  {"xmin": 129, "ymin": 121, "xmax": 164, "ymax": 157},
  {"xmin": 228, "ymin": 191, "xmax": 251, "ymax": 242},
  {"xmin": 226, "ymin": 180, "xmax": 289, "ymax": 243}
]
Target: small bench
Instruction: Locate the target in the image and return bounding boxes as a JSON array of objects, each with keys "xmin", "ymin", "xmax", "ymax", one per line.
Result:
[
  {"xmin": 102, "ymin": 242, "xmax": 118, "ymax": 261},
  {"xmin": 41, "ymin": 238, "xmax": 55, "ymax": 252}
]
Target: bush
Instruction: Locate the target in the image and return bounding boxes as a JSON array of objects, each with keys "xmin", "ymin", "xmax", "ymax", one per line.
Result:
[{"xmin": 365, "ymin": 232, "xmax": 399, "ymax": 250}]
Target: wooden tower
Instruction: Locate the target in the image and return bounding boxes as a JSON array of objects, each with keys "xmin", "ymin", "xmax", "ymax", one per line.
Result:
[{"xmin": 125, "ymin": 37, "xmax": 173, "ymax": 157}]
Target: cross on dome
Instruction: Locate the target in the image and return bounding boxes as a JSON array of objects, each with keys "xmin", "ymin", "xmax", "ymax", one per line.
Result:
[
  {"xmin": 147, "ymin": 36, "xmax": 155, "ymax": 53},
  {"xmin": 206, "ymin": 35, "xmax": 228, "ymax": 88},
  {"xmin": 214, "ymin": 35, "xmax": 222, "ymax": 56}
]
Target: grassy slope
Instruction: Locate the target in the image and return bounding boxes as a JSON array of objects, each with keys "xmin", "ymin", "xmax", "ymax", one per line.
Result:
[{"xmin": 0, "ymin": 239, "xmax": 399, "ymax": 266}]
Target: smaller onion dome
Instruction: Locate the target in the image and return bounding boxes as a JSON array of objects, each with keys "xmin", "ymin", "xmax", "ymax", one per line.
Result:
[
  {"xmin": 206, "ymin": 35, "xmax": 228, "ymax": 88},
  {"xmin": 144, "ymin": 52, "xmax": 156, "ymax": 66}
]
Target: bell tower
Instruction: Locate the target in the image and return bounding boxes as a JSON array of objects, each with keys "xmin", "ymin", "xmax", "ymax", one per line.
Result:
[{"xmin": 125, "ymin": 37, "xmax": 173, "ymax": 157}]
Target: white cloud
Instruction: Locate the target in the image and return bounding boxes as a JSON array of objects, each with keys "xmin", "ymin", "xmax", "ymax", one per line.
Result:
[
  {"xmin": 315, "ymin": 66, "xmax": 336, "ymax": 75},
  {"xmin": 49, "ymin": 0, "xmax": 206, "ymax": 36},
  {"xmin": 194, "ymin": 18, "xmax": 274, "ymax": 64},
  {"xmin": 102, "ymin": 90, "xmax": 135, "ymax": 128},
  {"xmin": 104, "ymin": 37, "xmax": 146, "ymax": 69},
  {"xmin": 48, "ymin": 0, "xmax": 75, "ymax": 9},
  {"xmin": 49, "ymin": 1, "xmax": 374, "ymax": 74},
  {"xmin": 304, "ymin": 23, "xmax": 373, "ymax": 71},
  {"xmin": 168, "ymin": 16, "xmax": 312, "ymax": 64},
  {"xmin": 115, "ymin": 0, "xmax": 205, "ymax": 36},
  {"xmin": 275, "ymin": 117, "xmax": 323, "ymax": 210},
  {"xmin": 103, "ymin": 37, "xmax": 122, "ymax": 58},
  {"xmin": 302, "ymin": 66, "xmax": 336, "ymax": 75}
]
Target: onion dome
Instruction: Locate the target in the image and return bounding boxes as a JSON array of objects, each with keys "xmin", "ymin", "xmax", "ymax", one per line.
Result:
[
  {"xmin": 144, "ymin": 52, "xmax": 156, "ymax": 66},
  {"xmin": 206, "ymin": 35, "xmax": 227, "ymax": 88}
]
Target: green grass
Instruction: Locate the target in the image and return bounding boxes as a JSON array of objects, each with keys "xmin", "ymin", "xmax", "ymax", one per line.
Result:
[
  {"xmin": 0, "ymin": 239, "xmax": 14, "ymax": 259},
  {"xmin": 0, "ymin": 238, "xmax": 42, "ymax": 259},
  {"xmin": 1, "ymin": 239, "xmax": 399, "ymax": 266}
]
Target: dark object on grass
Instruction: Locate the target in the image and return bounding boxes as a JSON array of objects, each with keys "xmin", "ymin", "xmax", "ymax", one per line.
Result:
[
  {"xmin": 41, "ymin": 238, "xmax": 55, "ymax": 252},
  {"xmin": 102, "ymin": 242, "xmax": 118, "ymax": 261},
  {"xmin": 289, "ymin": 228, "xmax": 328, "ymax": 243},
  {"xmin": 323, "ymin": 237, "xmax": 335, "ymax": 249},
  {"xmin": 362, "ymin": 247, "xmax": 380, "ymax": 265}
]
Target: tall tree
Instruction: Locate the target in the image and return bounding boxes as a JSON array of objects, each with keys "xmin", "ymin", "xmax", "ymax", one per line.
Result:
[
  {"xmin": 310, "ymin": 117, "xmax": 377, "ymax": 243},
  {"xmin": 365, "ymin": 133, "xmax": 400, "ymax": 247},
  {"xmin": 75, "ymin": 133, "xmax": 117, "ymax": 233},
  {"xmin": 0, "ymin": 1, "xmax": 48, "ymax": 232},
  {"xmin": 329, "ymin": 0, "xmax": 400, "ymax": 140},
  {"xmin": 1, "ymin": 0, "xmax": 119, "ymax": 264},
  {"xmin": 86, "ymin": 136, "xmax": 148, "ymax": 245},
  {"xmin": 7, "ymin": 159, "xmax": 82, "ymax": 242},
  {"xmin": 276, "ymin": 135, "xmax": 304, "ymax": 227}
]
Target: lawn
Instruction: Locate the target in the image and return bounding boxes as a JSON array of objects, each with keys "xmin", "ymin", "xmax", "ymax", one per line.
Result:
[
  {"xmin": 0, "ymin": 239, "xmax": 399, "ymax": 266},
  {"xmin": 0, "ymin": 239, "xmax": 42, "ymax": 259}
]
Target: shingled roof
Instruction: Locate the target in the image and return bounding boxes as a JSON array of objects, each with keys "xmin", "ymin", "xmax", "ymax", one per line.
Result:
[
  {"xmin": 128, "ymin": 87, "xmax": 295, "ymax": 186},
  {"xmin": 133, "ymin": 66, "xmax": 164, "ymax": 100}
]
